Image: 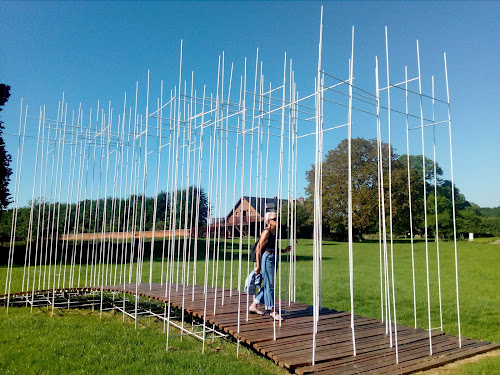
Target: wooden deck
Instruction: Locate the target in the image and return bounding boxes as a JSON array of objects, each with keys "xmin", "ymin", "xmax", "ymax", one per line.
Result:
[
  {"xmin": 5, "ymin": 283, "xmax": 499, "ymax": 374},
  {"xmin": 100, "ymin": 283, "xmax": 499, "ymax": 374}
]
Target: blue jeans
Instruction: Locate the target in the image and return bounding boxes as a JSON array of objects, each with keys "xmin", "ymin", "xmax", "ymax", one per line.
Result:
[{"xmin": 254, "ymin": 251, "xmax": 277, "ymax": 309}]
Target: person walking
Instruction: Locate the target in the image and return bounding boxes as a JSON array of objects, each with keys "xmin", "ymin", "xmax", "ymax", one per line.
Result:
[{"xmin": 249, "ymin": 212, "xmax": 291, "ymax": 320}]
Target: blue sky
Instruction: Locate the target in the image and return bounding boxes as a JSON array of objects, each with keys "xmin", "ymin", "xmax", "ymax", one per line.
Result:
[{"xmin": 1, "ymin": 1, "xmax": 499, "ymax": 208}]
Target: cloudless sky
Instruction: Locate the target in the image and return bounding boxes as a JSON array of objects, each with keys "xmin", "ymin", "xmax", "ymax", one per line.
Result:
[{"xmin": 1, "ymin": 1, "xmax": 499, "ymax": 208}]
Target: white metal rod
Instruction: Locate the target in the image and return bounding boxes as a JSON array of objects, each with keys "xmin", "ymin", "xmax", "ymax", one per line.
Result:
[
  {"xmin": 444, "ymin": 51, "xmax": 461, "ymax": 347},
  {"xmin": 405, "ymin": 66, "xmax": 417, "ymax": 329},
  {"xmin": 312, "ymin": 6, "xmax": 323, "ymax": 365},
  {"xmin": 348, "ymin": 26, "xmax": 357, "ymax": 357},
  {"xmin": 432, "ymin": 76, "xmax": 444, "ymax": 331},
  {"xmin": 417, "ymin": 39, "xmax": 433, "ymax": 356},
  {"xmin": 386, "ymin": 27, "xmax": 399, "ymax": 360}
]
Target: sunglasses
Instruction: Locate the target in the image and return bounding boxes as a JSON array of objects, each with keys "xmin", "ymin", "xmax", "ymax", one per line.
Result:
[{"xmin": 269, "ymin": 218, "xmax": 277, "ymax": 222}]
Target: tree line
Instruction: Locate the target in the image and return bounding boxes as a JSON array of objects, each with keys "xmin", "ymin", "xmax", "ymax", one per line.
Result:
[
  {"xmin": 1, "ymin": 137, "xmax": 499, "ymax": 243},
  {"xmin": 0, "ymin": 188, "xmax": 208, "ymax": 242}
]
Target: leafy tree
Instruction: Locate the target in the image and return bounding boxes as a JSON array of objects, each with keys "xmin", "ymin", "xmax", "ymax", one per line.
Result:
[
  {"xmin": 302, "ymin": 137, "xmax": 499, "ymax": 241},
  {"xmin": 480, "ymin": 216, "xmax": 500, "ymax": 236},
  {"xmin": 172, "ymin": 187, "xmax": 209, "ymax": 229},
  {"xmin": 435, "ymin": 180, "xmax": 470, "ymax": 211},
  {"xmin": 456, "ymin": 206, "xmax": 483, "ymax": 235},
  {"xmin": 389, "ymin": 165, "xmax": 425, "ymax": 236},
  {"xmin": 305, "ymin": 138, "xmax": 424, "ymax": 240},
  {"xmin": 279, "ymin": 199, "xmax": 313, "ymax": 238},
  {"xmin": 398, "ymin": 154, "xmax": 443, "ymax": 183},
  {"xmin": 0, "ymin": 84, "xmax": 13, "ymax": 212},
  {"xmin": 479, "ymin": 206, "xmax": 500, "ymax": 218}
]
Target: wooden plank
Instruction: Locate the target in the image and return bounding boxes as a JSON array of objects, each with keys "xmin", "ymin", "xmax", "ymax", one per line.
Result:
[
  {"xmin": 303, "ymin": 336, "xmax": 480, "ymax": 375},
  {"xmin": 364, "ymin": 342, "xmax": 500, "ymax": 375},
  {"xmin": 295, "ymin": 333, "xmax": 453, "ymax": 374}
]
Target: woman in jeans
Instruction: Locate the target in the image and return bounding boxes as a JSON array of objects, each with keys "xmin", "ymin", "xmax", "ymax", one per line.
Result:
[{"xmin": 249, "ymin": 212, "xmax": 291, "ymax": 321}]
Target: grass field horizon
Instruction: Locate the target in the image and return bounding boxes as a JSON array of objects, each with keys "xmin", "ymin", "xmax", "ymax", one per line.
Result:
[{"xmin": 1, "ymin": 236, "xmax": 499, "ymax": 374}]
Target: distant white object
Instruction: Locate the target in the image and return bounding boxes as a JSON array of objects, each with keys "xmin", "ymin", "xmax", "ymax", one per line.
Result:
[{"xmin": 469, "ymin": 233, "xmax": 474, "ymax": 241}]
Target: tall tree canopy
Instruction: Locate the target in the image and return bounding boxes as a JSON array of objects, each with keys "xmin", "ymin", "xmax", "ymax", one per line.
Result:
[
  {"xmin": 398, "ymin": 154, "xmax": 443, "ymax": 183},
  {"xmin": 303, "ymin": 137, "xmax": 499, "ymax": 240},
  {"xmin": 305, "ymin": 138, "xmax": 425, "ymax": 240},
  {"xmin": 0, "ymin": 84, "xmax": 13, "ymax": 212}
]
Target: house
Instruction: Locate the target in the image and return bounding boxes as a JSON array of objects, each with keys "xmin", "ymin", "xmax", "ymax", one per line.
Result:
[
  {"xmin": 200, "ymin": 195, "xmax": 304, "ymax": 238},
  {"xmin": 202, "ymin": 196, "xmax": 301, "ymax": 238},
  {"xmin": 222, "ymin": 196, "xmax": 280, "ymax": 237}
]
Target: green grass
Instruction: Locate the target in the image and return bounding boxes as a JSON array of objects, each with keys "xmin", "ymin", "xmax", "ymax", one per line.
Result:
[
  {"xmin": 0, "ymin": 306, "xmax": 287, "ymax": 375},
  {"xmin": 1, "ymin": 237, "xmax": 499, "ymax": 373}
]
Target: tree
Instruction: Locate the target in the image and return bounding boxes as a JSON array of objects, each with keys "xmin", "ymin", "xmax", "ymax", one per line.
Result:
[
  {"xmin": 279, "ymin": 199, "xmax": 313, "ymax": 239},
  {"xmin": 398, "ymin": 154, "xmax": 443, "ymax": 183},
  {"xmin": 305, "ymin": 138, "xmax": 424, "ymax": 240},
  {"xmin": 0, "ymin": 84, "xmax": 13, "ymax": 212},
  {"xmin": 480, "ymin": 216, "xmax": 500, "ymax": 237}
]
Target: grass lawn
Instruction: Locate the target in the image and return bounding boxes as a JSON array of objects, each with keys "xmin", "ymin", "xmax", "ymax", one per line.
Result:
[
  {"xmin": 1, "ymin": 237, "xmax": 499, "ymax": 374},
  {"xmin": 0, "ymin": 307, "xmax": 287, "ymax": 375}
]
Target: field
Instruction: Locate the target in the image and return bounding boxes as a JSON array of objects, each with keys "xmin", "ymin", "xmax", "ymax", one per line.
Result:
[{"xmin": 1, "ymin": 237, "xmax": 499, "ymax": 374}]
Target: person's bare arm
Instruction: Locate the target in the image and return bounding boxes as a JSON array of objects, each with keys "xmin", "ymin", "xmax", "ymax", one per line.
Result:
[{"xmin": 254, "ymin": 230, "xmax": 269, "ymax": 275}]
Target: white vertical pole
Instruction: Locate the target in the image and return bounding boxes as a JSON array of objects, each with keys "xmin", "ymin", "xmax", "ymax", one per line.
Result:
[
  {"xmin": 127, "ymin": 87, "xmax": 138, "ymax": 285},
  {"xmin": 47, "ymin": 100, "xmax": 63, "ymax": 291},
  {"xmin": 432, "ymin": 76, "xmax": 444, "ymax": 331},
  {"xmin": 386, "ymin": 27, "xmax": 399, "ymax": 362},
  {"xmin": 105, "ymin": 108, "xmax": 119, "ymax": 288},
  {"xmin": 192, "ymin": 86, "xmax": 206, "ymax": 295},
  {"xmin": 39, "ymin": 103, "xmax": 53, "ymax": 291},
  {"xmin": 100, "ymin": 103, "xmax": 113, "ymax": 319},
  {"xmin": 181, "ymin": 73, "xmax": 194, "ymax": 322},
  {"xmin": 114, "ymin": 93, "xmax": 127, "ymax": 286},
  {"xmin": 293, "ymin": 85, "xmax": 299, "ymax": 302},
  {"xmin": 149, "ymin": 91, "xmax": 162, "ymax": 289},
  {"xmin": 32, "ymin": 106, "xmax": 47, "ymax": 308},
  {"xmin": 161, "ymin": 92, "xmax": 172, "ymax": 287},
  {"xmin": 246, "ymin": 48, "xmax": 259, "ymax": 321},
  {"xmin": 61, "ymin": 111, "xmax": 77, "ymax": 288},
  {"xmin": 212, "ymin": 57, "xmax": 222, "ymax": 313},
  {"xmin": 444, "ymin": 52, "xmax": 461, "ymax": 347},
  {"xmin": 405, "ymin": 66, "xmax": 417, "ymax": 329},
  {"xmin": 197, "ymin": 84, "xmax": 207, "ymax": 351},
  {"xmin": 23, "ymin": 107, "xmax": 43, "ymax": 297},
  {"xmin": 176, "ymin": 80, "xmax": 187, "ymax": 290},
  {"xmin": 375, "ymin": 57, "xmax": 384, "ymax": 323},
  {"xmin": 347, "ymin": 26, "xmax": 357, "ymax": 357},
  {"xmin": 222, "ymin": 60, "xmax": 233, "ymax": 305},
  {"xmin": 87, "ymin": 105, "xmax": 98, "ymax": 288},
  {"xmin": 274, "ymin": 52, "xmax": 287, "ymax": 334},
  {"xmin": 79, "ymin": 125, "xmax": 90, "ymax": 288},
  {"xmin": 286, "ymin": 61, "xmax": 292, "ymax": 305},
  {"xmin": 187, "ymin": 85, "xmax": 197, "ymax": 290},
  {"xmin": 70, "ymin": 117, "xmax": 85, "ymax": 288},
  {"xmin": 94, "ymin": 106, "xmax": 105, "ymax": 289},
  {"xmin": 417, "ymin": 40, "xmax": 432, "ymax": 355},
  {"xmin": 237, "ymin": 57, "xmax": 247, "ymax": 359},
  {"xmin": 312, "ymin": 6, "xmax": 323, "ymax": 365},
  {"xmin": 52, "ymin": 101, "xmax": 68, "ymax": 313},
  {"xmin": 163, "ymin": 89, "xmax": 174, "ymax": 287},
  {"xmin": 35, "ymin": 105, "xmax": 47, "ymax": 292},
  {"xmin": 229, "ymin": 74, "xmax": 242, "ymax": 297}
]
